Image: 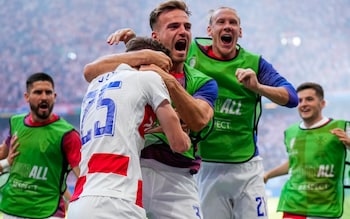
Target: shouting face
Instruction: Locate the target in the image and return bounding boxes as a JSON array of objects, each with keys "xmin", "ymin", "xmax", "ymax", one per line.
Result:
[
  {"xmin": 152, "ymin": 9, "xmax": 192, "ymax": 70},
  {"xmin": 25, "ymin": 80, "xmax": 56, "ymax": 122},
  {"xmin": 208, "ymin": 8, "xmax": 242, "ymax": 59}
]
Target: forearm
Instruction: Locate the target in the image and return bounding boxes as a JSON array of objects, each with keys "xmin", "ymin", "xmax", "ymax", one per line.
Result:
[
  {"xmin": 165, "ymin": 78, "xmax": 213, "ymax": 132},
  {"xmin": 257, "ymin": 85, "xmax": 290, "ymax": 106},
  {"xmin": 84, "ymin": 51, "xmax": 151, "ymax": 82},
  {"xmin": 72, "ymin": 166, "xmax": 80, "ymax": 178},
  {"xmin": 265, "ymin": 161, "xmax": 289, "ymax": 181}
]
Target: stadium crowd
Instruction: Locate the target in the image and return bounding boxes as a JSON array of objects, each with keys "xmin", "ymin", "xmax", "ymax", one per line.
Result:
[{"xmin": 1, "ymin": 0, "xmax": 349, "ymax": 112}]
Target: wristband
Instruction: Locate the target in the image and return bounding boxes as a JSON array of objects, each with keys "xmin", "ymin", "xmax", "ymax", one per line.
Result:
[{"xmin": 0, "ymin": 159, "xmax": 10, "ymax": 172}]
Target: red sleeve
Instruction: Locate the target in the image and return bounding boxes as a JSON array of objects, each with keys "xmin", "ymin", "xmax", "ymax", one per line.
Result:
[{"xmin": 62, "ymin": 130, "xmax": 81, "ymax": 168}]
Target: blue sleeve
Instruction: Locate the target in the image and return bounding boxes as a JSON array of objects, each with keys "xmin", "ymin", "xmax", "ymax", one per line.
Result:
[
  {"xmin": 192, "ymin": 79, "xmax": 218, "ymax": 109},
  {"xmin": 257, "ymin": 57, "xmax": 298, "ymax": 108}
]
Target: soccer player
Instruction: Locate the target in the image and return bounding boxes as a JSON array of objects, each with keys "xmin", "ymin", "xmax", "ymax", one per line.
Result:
[
  {"xmin": 67, "ymin": 37, "xmax": 191, "ymax": 219},
  {"xmin": 83, "ymin": 1, "xmax": 218, "ymax": 218},
  {"xmin": 184, "ymin": 6, "xmax": 298, "ymax": 219},
  {"xmin": 0, "ymin": 72, "xmax": 82, "ymax": 219},
  {"xmin": 264, "ymin": 82, "xmax": 350, "ymax": 219}
]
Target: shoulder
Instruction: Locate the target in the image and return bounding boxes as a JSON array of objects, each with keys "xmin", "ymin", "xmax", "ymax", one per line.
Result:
[
  {"xmin": 184, "ymin": 63, "xmax": 211, "ymax": 79},
  {"xmin": 285, "ymin": 122, "xmax": 301, "ymax": 132},
  {"xmin": 137, "ymin": 70, "xmax": 163, "ymax": 86},
  {"xmin": 238, "ymin": 45, "xmax": 260, "ymax": 58},
  {"xmin": 10, "ymin": 113, "xmax": 27, "ymax": 121}
]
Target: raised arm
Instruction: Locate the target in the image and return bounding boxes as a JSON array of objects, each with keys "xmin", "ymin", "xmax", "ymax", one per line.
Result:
[
  {"xmin": 236, "ymin": 68, "xmax": 292, "ymax": 106},
  {"xmin": 84, "ymin": 50, "xmax": 172, "ymax": 82},
  {"xmin": 106, "ymin": 28, "xmax": 136, "ymax": 46}
]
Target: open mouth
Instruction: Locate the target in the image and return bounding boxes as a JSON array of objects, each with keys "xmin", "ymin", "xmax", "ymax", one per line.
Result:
[
  {"xmin": 175, "ymin": 40, "xmax": 187, "ymax": 51},
  {"xmin": 39, "ymin": 102, "xmax": 49, "ymax": 109},
  {"xmin": 221, "ymin": 34, "xmax": 233, "ymax": 44},
  {"xmin": 300, "ymin": 108, "xmax": 310, "ymax": 113}
]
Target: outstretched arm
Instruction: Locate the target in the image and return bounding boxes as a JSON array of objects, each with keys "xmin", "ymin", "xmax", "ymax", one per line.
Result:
[
  {"xmin": 84, "ymin": 50, "xmax": 172, "ymax": 82},
  {"xmin": 263, "ymin": 160, "xmax": 289, "ymax": 183},
  {"xmin": 85, "ymin": 28, "xmax": 172, "ymax": 82}
]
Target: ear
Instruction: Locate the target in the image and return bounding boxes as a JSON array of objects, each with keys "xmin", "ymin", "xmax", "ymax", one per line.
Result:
[
  {"xmin": 207, "ymin": 25, "xmax": 212, "ymax": 37},
  {"xmin": 24, "ymin": 92, "xmax": 29, "ymax": 103},
  {"xmin": 321, "ymin": 99, "xmax": 326, "ymax": 109},
  {"xmin": 238, "ymin": 27, "xmax": 242, "ymax": 38},
  {"xmin": 151, "ymin": 31, "xmax": 158, "ymax": 40}
]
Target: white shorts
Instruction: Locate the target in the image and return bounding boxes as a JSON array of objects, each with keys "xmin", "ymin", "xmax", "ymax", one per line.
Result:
[
  {"xmin": 195, "ymin": 156, "xmax": 268, "ymax": 219},
  {"xmin": 141, "ymin": 159, "xmax": 202, "ymax": 219},
  {"xmin": 67, "ymin": 196, "xmax": 147, "ymax": 219}
]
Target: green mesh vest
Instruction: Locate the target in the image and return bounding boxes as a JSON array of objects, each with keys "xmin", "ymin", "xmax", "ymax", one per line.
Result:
[
  {"xmin": 146, "ymin": 63, "xmax": 214, "ymax": 160},
  {"xmin": 278, "ymin": 119, "xmax": 347, "ymax": 217},
  {"xmin": 187, "ymin": 37, "xmax": 261, "ymax": 162},
  {"xmin": 0, "ymin": 114, "xmax": 74, "ymax": 218}
]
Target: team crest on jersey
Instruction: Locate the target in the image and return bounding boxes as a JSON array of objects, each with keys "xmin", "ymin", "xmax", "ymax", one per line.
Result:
[
  {"xmin": 189, "ymin": 57, "xmax": 196, "ymax": 68},
  {"xmin": 40, "ymin": 140, "xmax": 50, "ymax": 152}
]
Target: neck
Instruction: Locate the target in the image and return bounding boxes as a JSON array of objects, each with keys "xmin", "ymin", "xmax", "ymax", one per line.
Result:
[
  {"xmin": 171, "ymin": 62, "xmax": 184, "ymax": 73},
  {"xmin": 302, "ymin": 116, "xmax": 327, "ymax": 129}
]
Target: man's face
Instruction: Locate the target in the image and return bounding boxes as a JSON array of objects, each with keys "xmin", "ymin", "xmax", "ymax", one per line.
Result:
[
  {"xmin": 152, "ymin": 9, "xmax": 192, "ymax": 65},
  {"xmin": 25, "ymin": 80, "xmax": 56, "ymax": 122},
  {"xmin": 207, "ymin": 8, "xmax": 242, "ymax": 59},
  {"xmin": 297, "ymin": 88, "xmax": 325, "ymax": 125}
]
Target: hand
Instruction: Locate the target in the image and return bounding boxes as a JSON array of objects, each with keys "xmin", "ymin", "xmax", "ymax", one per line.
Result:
[
  {"xmin": 331, "ymin": 128, "xmax": 350, "ymax": 147},
  {"xmin": 235, "ymin": 68, "xmax": 260, "ymax": 92},
  {"xmin": 107, "ymin": 28, "xmax": 136, "ymax": 45},
  {"xmin": 139, "ymin": 50, "xmax": 173, "ymax": 72},
  {"xmin": 139, "ymin": 63, "xmax": 173, "ymax": 82},
  {"xmin": 8, "ymin": 135, "xmax": 20, "ymax": 165},
  {"xmin": 0, "ymin": 140, "xmax": 9, "ymax": 160}
]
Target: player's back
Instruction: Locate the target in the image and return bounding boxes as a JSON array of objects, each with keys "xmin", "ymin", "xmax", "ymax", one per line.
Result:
[{"xmin": 75, "ymin": 63, "xmax": 169, "ymax": 203}]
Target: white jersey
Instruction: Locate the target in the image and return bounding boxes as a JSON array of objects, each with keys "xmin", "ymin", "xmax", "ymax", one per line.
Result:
[{"xmin": 72, "ymin": 64, "xmax": 170, "ymax": 207}]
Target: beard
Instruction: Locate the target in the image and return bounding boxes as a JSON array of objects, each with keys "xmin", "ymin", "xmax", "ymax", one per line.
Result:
[{"xmin": 30, "ymin": 102, "xmax": 54, "ymax": 120}]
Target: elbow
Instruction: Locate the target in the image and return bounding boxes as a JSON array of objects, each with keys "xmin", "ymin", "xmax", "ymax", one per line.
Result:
[
  {"xmin": 188, "ymin": 113, "xmax": 213, "ymax": 132},
  {"xmin": 170, "ymin": 133, "xmax": 191, "ymax": 153},
  {"xmin": 83, "ymin": 63, "xmax": 95, "ymax": 82},
  {"xmin": 284, "ymin": 86, "xmax": 299, "ymax": 108},
  {"xmin": 172, "ymin": 145, "xmax": 190, "ymax": 154},
  {"xmin": 190, "ymin": 120, "xmax": 208, "ymax": 132}
]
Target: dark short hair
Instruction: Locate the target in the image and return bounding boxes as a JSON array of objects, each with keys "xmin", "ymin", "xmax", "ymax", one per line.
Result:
[
  {"xmin": 297, "ymin": 82, "xmax": 324, "ymax": 100},
  {"xmin": 125, "ymin": 36, "xmax": 171, "ymax": 57},
  {"xmin": 149, "ymin": 0, "xmax": 191, "ymax": 31},
  {"xmin": 26, "ymin": 72, "xmax": 54, "ymax": 92}
]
